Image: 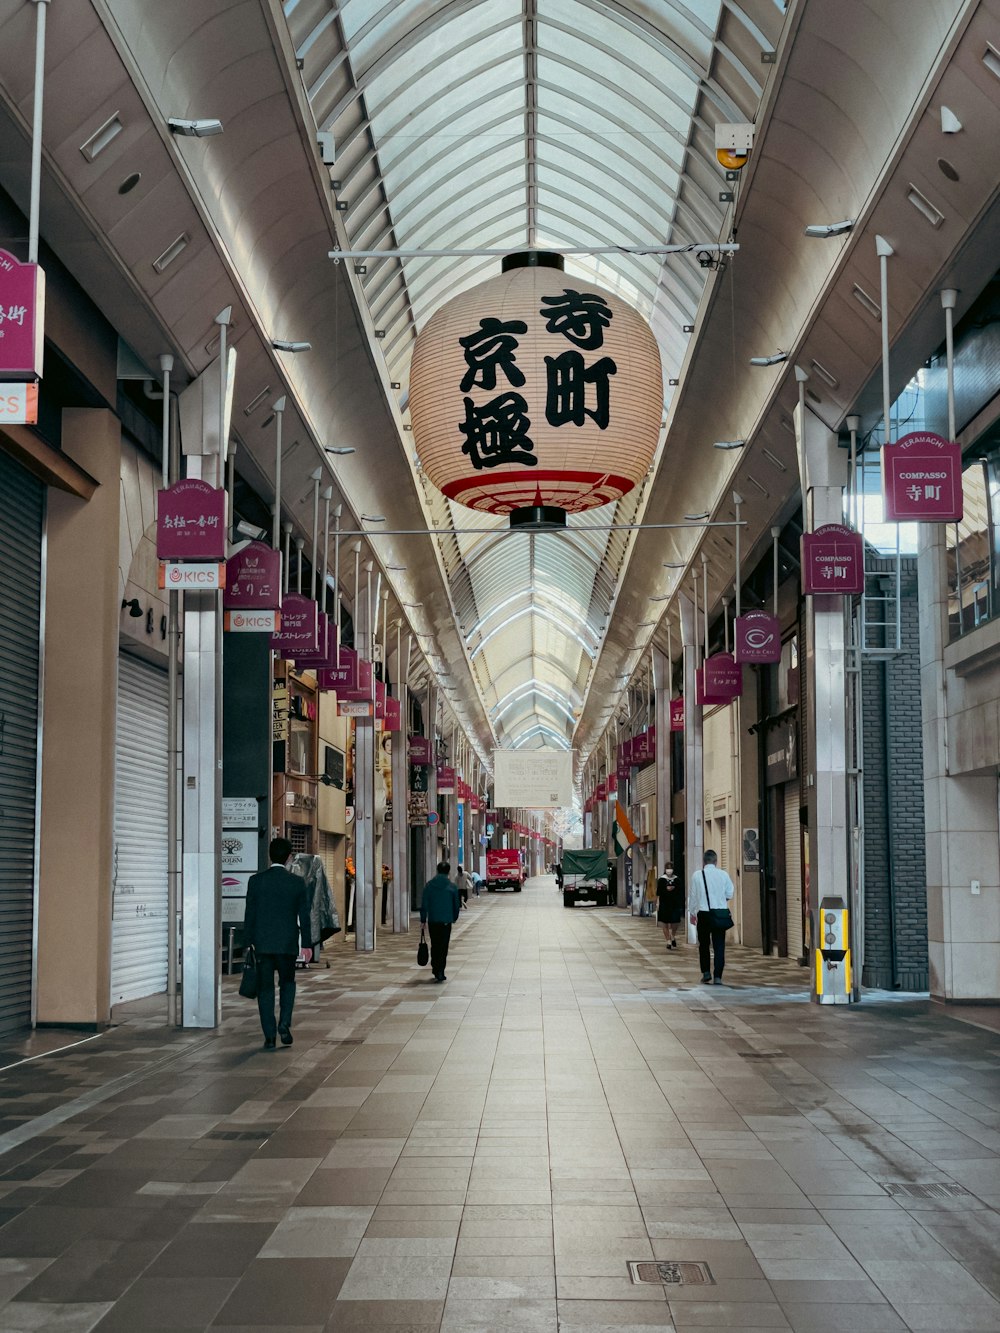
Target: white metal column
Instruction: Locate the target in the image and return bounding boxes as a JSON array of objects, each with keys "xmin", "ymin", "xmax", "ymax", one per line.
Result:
[{"xmin": 680, "ymin": 592, "xmax": 703, "ymax": 942}]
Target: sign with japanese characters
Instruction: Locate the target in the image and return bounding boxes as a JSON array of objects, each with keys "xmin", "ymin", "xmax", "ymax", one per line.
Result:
[
  {"xmin": 318, "ymin": 645, "xmax": 370, "ymax": 693},
  {"xmin": 882, "ymin": 431, "xmax": 963, "ymax": 522},
  {"xmin": 156, "ymin": 479, "xmax": 226, "ymax": 560},
  {"xmin": 292, "ymin": 613, "xmax": 337, "ymax": 670},
  {"xmin": 408, "ymin": 791, "xmax": 429, "ymax": 824},
  {"xmin": 734, "ymin": 611, "xmax": 782, "ymax": 664},
  {"xmin": 670, "ymin": 698, "xmax": 684, "ymax": 731},
  {"xmin": 436, "ymin": 764, "xmax": 456, "ymax": 795},
  {"xmin": 376, "ymin": 693, "xmax": 401, "ymax": 731},
  {"xmin": 222, "ymin": 798, "xmax": 259, "ymax": 829},
  {"xmin": 631, "ymin": 728, "xmax": 656, "ymax": 765},
  {"xmin": 697, "ymin": 653, "xmax": 742, "ymax": 705},
  {"xmin": 270, "ymin": 593, "xmax": 319, "ymax": 658},
  {"xmin": 409, "ymin": 254, "xmax": 662, "ymax": 516},
  {"xmin": 493, "ymin": 748, "xmax": 573, "ymax": 808},
  {"xmin": 408, "ymin": 735, "xmax": 434, "ymax": 766},
  {"xmin": 0, "ymin": 250, "xmax": 44, "ymax": 380},
  {"xmin": 801, "ymin": 524, "xmax": 864, "ymax": 595},
  {"xmin": 225, "ymin": 541, "xmax": 281, "ymax": 609}
]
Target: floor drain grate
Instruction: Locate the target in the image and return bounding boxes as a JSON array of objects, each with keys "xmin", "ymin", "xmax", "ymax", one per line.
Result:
[
  {"xmin": 883, "ymin": 1182, "xmax": 973, "ymax": 1200},
  {"xmin": 209, "ymin": 1130, "xmax": 272, "ymax": 1141},
  {"xmin": 739, "ymin": 1052, "xmax": 783, "ymax": 1060},
  {"xmin": 628, "ymin": 1260, "xmax": 714, "ymax": 1286}
]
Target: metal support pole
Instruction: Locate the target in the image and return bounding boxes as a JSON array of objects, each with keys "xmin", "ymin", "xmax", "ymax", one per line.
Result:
[
  {"xmin": 876, "ymin": 236, "xmax": 895, "ymax": 445},
  {"xmin": 282, "ymin": 522, "xmax": 292, "ymax": 594},
  {"xmin": 354, "ymin": 563, "xmax": 377, "ymax": 951},
  {"xmin": 733, "ymin": 492, "xmax": 742, "ymax": 620},
  {"xmin": 271, "ymin": 397, "xmax": 286, "ymax": 551},
  {"xmin": 391, "ymin": 625, "xmax": 409, "ymax": 931},
  {"xmin": 160, "ymin": 353, "xmax": 180, "ymax": 1028},
  {"xmin": 771, "ymin": 527, "xmax": 781, "ymax": 618},
  {"xmin": 226, "ymin": 442, "xmax": 237, "ymax": 552},
  {"xmin": 652, "ymin": 646, "xmax": 672, "ymax": 875},
  {"xmin": 333, "ymin": 507, "xmax": 342, "ymax": 661},
  {"xmin": 321, "ymin": 488, "xmax": 332, "ymax": 613},
  {"xmin": 295, "ymin": 538, "xmax": 304, "ymax": 594},
  {"xmin": 28, "ymin": 0, "xmax": 49, "ymax": 265},
  {"xmin": 309, "ymin": 470, "xmax": 322, "ymax": 601},
  {"xmin": 680, "ymin": 591, "xmax": 703, "ymax": 942}
]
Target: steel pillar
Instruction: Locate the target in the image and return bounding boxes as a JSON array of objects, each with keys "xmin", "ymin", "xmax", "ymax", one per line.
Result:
[
  {"xmin": 795, "ymin": 402, "xmax": 852, "ymax": 1001},
  {"xmin": 390, "ymin": 653, "xmax": 409, "ymax": 933},
  {"xmin": 423, "ymin": 685, "xmax": 438, "ymax": 885},
  {"xmin": 680, "ymin": 592, "xmax": 703, "ymax": 942},
  {"xmin": 652, "ymin": 646, "xmax": 673, "ymax": 874}
]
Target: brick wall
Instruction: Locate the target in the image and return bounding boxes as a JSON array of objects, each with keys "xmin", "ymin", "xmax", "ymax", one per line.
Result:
[{"xmin": 861, "ymin": 557, "xmax": 928, "ymax": 990}]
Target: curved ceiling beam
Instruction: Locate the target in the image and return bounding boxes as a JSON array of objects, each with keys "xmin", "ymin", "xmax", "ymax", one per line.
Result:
[
  {"xmin": 470, "ymin": 606, "xmax": 598, "ymax": 662},
  {"xmin": 510, "ymin": 724, "xmax": 572, "ymax": 750}
]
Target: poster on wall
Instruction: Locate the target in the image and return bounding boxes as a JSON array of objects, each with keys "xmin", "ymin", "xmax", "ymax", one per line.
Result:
[
  {"xmin": 742, "ymin": 827, "xmax": 760, "ymax": 871},
  {"xmin": 493, "ymin": 748, "xmax": 574, "ymax": 808}
]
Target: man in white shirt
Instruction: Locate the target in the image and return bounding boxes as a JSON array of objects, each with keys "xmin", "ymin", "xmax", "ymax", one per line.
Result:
[{"xmin": 688, "ymin": 849, "xmax": 735, "ymax": 985}]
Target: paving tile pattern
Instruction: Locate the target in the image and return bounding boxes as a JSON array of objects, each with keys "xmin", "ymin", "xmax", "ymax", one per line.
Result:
[{"xmin": 0, "ymin": 878, "xmax": 998, "ymax": 1331}]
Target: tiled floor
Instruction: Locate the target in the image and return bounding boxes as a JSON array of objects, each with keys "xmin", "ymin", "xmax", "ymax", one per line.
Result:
[{"xmin": 0, "ymin": 877, "xmax": 999, "ymax": 1332}]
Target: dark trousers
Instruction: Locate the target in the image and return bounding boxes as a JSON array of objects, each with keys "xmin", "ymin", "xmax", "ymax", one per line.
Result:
[
  {"xmin": 256, "ymin": 953, "xmax": 297, "ymax": 1039},
  {"xmin": 428, "ymin": 921, "xmax": 452, "ymax": 978},
  {"xmin": 697, "ymin": 912, "xmax": 727, "ymax": 978}
]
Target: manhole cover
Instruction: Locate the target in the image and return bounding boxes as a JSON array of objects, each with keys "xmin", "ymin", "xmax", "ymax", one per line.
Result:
[
  {"xmin": 882, "ymin": 1182, "xmax": 973, "ymax": 1200},
  {"xmin": 628, "ymin": 1260, "xmax": 715, "ymax": 1286}
]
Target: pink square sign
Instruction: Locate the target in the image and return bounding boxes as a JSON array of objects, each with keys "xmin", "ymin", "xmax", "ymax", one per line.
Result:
[
  {"xmin": 801, "ymin": 524, "xmax": 864, "ymax": 596},
  {"xmin": 882, "ymin": 431, "xmax": 963, "ymax": 522},
  {"xmin": 0, "ymin": 250, "xmax": 44, "ymax": 381},
  {"xmin": 157, "ymin": 480, "xmax": 227, "ymax": 560}
]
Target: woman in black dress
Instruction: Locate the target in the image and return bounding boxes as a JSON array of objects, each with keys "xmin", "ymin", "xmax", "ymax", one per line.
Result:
[{"xmin": 656, "ymin": 862, "xmax": 683, "ymax": 949}]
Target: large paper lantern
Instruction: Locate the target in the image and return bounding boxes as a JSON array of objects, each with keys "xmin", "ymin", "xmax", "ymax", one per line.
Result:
[{"xmin": 409, "ymin": 252, "xmax": 663, "ymax": 520}]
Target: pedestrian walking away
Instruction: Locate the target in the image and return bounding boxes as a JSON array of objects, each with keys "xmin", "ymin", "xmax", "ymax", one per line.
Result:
[
  {"xmin": 244, "ymin": 837, "xmax": 311, "ymax": 1048},
  {"xmin": 420, "ymin": 860, "xmax": 461, "ymax": 982},
  {"xmin": 456, "ymin": 863, "xmax": 473, "ymax": 908},
  {"xmin": 656, "ymin": 861, "xmax": 683, "ymax": 949},
  {"xmin": 689, "ymin": 849, "xmax": 735, "ymax": 985}
]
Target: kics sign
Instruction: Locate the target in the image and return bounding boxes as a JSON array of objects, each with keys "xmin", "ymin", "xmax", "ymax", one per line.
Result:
[{"xmin": 158, "ymin": 562, "xmax": 225, "ymax": 590}]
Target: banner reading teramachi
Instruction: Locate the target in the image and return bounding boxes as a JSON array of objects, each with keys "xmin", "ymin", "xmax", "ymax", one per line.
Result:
[{"xmin": 493, "ymin": 749, "xmax": 575, "ymax": 809}]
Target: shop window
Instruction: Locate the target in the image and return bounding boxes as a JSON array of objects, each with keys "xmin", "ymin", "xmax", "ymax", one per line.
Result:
[
  {"xmin": 288, "ymin": 720, "xmax": 311, "ymax": 775},
  {"xmin": 947, "ymin": 443, "xmax": 1000, "ymax": 639}
]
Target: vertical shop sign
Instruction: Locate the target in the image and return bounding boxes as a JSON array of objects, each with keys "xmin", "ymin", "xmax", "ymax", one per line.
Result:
[
  {"xmin": 669, "ymin": 698, "xmax": 684, "ymax": 731},
  {"xmin": 270, "ymin": 593, "xmax": 319, "ymax": 657},
  {"xmin": 157, "ymin": 479, "xmax": 227, "ymax": 560},
  {"xmin": 734, "ymin": 610, "xmax": 782, "ymax": 664},
  {"xmin": 882, "ymin": 431, "xmax": 963, "ymax": 522},
  {"xmin": 801, "ymin": 524, "xmax": 864, "ymax": 595},
  {"xmin": 0, "ymin": 250, "xmax": 44, "ymax": 380},
  {"xmin": 225, "ymin": 541, "xmax": 281, "ymax": 608}
]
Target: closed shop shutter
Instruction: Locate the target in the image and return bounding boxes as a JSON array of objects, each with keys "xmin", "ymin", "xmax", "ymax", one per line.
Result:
[
  {"xmin": 112, "ymin": 654, "xmax": 169, "ymax": 1004},
  {"xmin": 634, "ymin": 762, "xmax": 656, "ymax": 802},
  {"xmin": 784, "ymin": 784, "xmax": 803, "ymax": 960},
  {"xmin": 0, "ymin": 450, "xmax": 43, "ymax": 1036}
]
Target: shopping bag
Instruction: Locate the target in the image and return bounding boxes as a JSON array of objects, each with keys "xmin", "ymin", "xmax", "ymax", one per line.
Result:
[
  {"xmin": 416, "ymin": 928, "xmax": 429, "ymax": 967},
  {"xmin": 239, "ymin": 945, "xmax": 259, "ymax": 999}
]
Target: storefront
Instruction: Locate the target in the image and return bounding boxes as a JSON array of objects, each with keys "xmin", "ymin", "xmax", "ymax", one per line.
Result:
[{"xmin": 0, "ymin": 448, "xmax": 44, "ymax": 1035}]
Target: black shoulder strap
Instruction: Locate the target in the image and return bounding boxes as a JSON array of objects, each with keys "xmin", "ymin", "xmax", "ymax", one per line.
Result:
[{"xmin": 702, "ymin": 869, "xmax": 713, "ymax": 910}]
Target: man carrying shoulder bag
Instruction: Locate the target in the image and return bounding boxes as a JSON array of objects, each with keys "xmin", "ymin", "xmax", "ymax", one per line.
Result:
[{"xmin": 689, "ymin": 849, "xmax": 735, "ymax": 986}]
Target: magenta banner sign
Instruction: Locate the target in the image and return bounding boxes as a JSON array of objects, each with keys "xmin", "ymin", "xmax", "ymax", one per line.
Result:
[
  {"xmin": 734, "ymin": 610, "xmax": 782, "ymax": 664},
  {"xmin": 631, "ymin": 728, "xmax": 656, "ymax": 765},
  {"xmin": 699, "ymin": 652, "xmax": 742, "ymax": 704},
  {"xmin": 337, "ymin": 659, "xmax": 376, "ymax": 702},
  {"xmin": 270, "ymin": 594, "xmax": 319, "ymax": 657},
  {"xmin": 670, "ymin": 698, "xmax": 684, "ymax": 732},
  {"xmin": 801, "ymin": 524, "xmax": 864, "ymax": 595},
  {"xmin": 379, "ymin": 696, "xmax": 402, "ymax": 731},
  {"xmin": 293, "ymin": 614, "xmax": 337, "ymax": 669},
  {"xmin": 882, "ymin": 431, "xmax": 963, "ymax": 522},
  {"xmin": 157, "ymin": 480, "xmax": 226, "ymax": 560},
  {"xmin": 318, "ymin": 644, "xmax": 359, "ymax": 692},
  {"xmin": 0, "ymin": 250, "xmax": 44, "ymax": 380},
  {"xmin": 224, "ymin": 541, "xmax": 281, "ymax": 609},
  {"xmin": 436, "ymin": 764, "xmax": 456, "ymax": 794},
  {"xmin": 409, "ymin": 735, "xmax": 433, "ymax": 765}
]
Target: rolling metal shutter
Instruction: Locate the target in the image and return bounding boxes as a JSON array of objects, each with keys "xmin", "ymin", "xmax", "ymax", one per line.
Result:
[
  {"xmin": 112, "ymin": 654, "xmax": 169, "ymax": 1005},
  {"xmin": 784, "ymin": 785, "xmax": 803, "ymax": 960},
  {"xmin": 0, "ymin": 450, "xmax": 43, "ymax": 1036}
]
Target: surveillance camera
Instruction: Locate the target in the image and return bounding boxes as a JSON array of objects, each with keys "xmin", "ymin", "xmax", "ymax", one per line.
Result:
[
  {"xmin": 167, "ymin": 117, "xmax": 224, "ymax": 138},
  {"xmin": 803, "ymin": 220, "xmax": 854, "ymax": 238}
]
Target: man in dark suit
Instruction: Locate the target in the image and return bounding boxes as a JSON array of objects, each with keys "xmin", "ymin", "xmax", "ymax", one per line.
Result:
[
  {"xmin": 420, "ymin": 861, "xmax": 461, "ymax": 983},
  {"xmin": 244, "ymin": 837, "xmax": 310, "ymax": 1049}
]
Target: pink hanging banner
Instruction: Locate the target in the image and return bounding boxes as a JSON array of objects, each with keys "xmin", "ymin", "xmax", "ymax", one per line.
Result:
[
  {"xmin": 408, "ymin": 735, "xmax": 433, "ymax": 766},
  {"xmin": 0, "ymin": 250, "xmax": 45, "ymax": 380},
  {"xmin": 697, "ymin": 653, "xmax": 743, "ymax": 706},
  {"xmin": 225, "ymin": 542, "xmax": 282, "ymax": 609},
  {"xmin": 292, "ymin": 613, "xmax": 335, "ymax": 669},
  {"xmin": 882, "ymin": 431, "xmax": 963, "ymax": 522},
  {"xmin": 801, "ymin": 524, "xmax": 865, "ymax": 595},
  {"xmin": 157, "ymin": 479, "xmax": 226, "ymax": 560},
  {"xmin": 378, "ymin": 694, "xmax": 402, "ymax": 731},
  {"xmin": 734, "ymin": 610, "xmax": 782, "ymax": 664},
  {"xmin": 670, "ymin": 698, "xmax": 684, "ymax": 731},
  {"xmin": 337, "ymin": 657, "xmax": 375, "ymax": 701},
  {"xmin": 270, "ymin": 594, "xmax": 319, "ymax": 657},
  {"xmin": 436, "ymin": 764, "xmax": 456, "ymax": 794},
  {"xmin": 318, "ymin": 644, "xmax": 359, "ymax": 692},
  {"xmin": 631, "ymin": 728, "xmax": 656, "ymax": 765}
]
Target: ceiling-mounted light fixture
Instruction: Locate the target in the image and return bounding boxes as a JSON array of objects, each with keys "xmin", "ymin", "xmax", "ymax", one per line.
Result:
[
  {"xmin": 713, "ymin": 440, "xmax": 745, "ymax": 450},
  {"xmin": 271, "ymin": 339, "xmax": 312, "ymax": 352},
  {"xmin": 167, "ymin": 117, "xmax": 223, "ymax": 137},
  {"xmin": 749, "ymin": 351, "xmax": 787, "ymax": 366},
  {"xmin": 684, "ymin": 511, "xmax": 709, "ymax": 521},
  {"xmin": 325, "ymin": 446, "xmax": 355, "ymax": 456},
  {"xmin": 360, "ymin": 514, "xmax": 386, "ymax": 523},
  {"xmin": 804, "ymin": 219, "xmax": 854, "ymax": 238}
]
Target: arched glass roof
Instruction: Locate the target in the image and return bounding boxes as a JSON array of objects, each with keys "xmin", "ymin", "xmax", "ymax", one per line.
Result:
[{"xmin": 282, "ymin": 0, "xmax": 782, "ymax": 750}]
